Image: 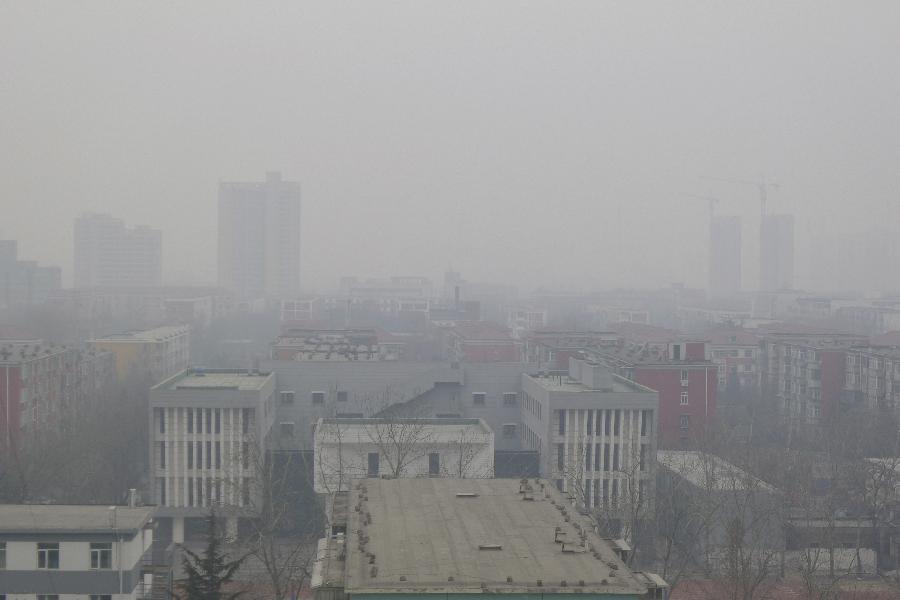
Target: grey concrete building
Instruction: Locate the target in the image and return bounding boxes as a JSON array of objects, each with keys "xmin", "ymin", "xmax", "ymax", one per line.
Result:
[
  {"xmin": 74, "ymin": 213, "xmax": 162, "ymax": 288},
  {"xmin": 0, "ymin": 504, "xmax": 167, "ymax": 599},
  {"xmin": 0, "ymin": 239, "xmax": 61, "ymax": 309},
  {"xmin": 149, "ymin": 368, "xmax": 276, "ymax": 543}
]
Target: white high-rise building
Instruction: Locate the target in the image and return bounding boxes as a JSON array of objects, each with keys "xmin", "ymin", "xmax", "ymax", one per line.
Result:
[
  {"xmin": 709, "ymin": 215, "xmax": 742, "ymax": 298},
  {"xmin": 73, "ymin": 212, "xmax": 162, "ymax": 288},
  {"xmin": 218, "ymin": 171, "xmax": 301, "ymax": 299}
]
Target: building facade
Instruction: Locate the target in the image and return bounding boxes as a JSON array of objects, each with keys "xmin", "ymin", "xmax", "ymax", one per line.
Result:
[
  {"xmin": 0, "ymin": 343, "xmax": 115, "ymax": 449},
  {"xmin": 312, "ymin": 417, "xmax": 494, "ymax": 492},
  {"xmin": 74, "ymin": 213, "xmax": 162, "ymax": 288},
  {"xmin": 218, "ymin": 171, "xmax": 301, "ymax": 299},
  {"xmin": 844, "ymin": 346, "xmax": 900, "ymax": 416},
  {"xmin": 759, "ymin": 213, "xmax": 794, "ymax": 292},
  {"xmin": 148, "ymin": 368, "xmax": 276, "ymax": 542},
  {"xmin": 0, "ymin": 240, "xmax": 61, "ymax": 309},
  {"xmin": 0, "ymin": 504, "xmax": 163, "ymax": 600},
  {"xmin": 89, "ymin": 325, "xmax": 190, "ymax": 383},
  {"xmin": 521, "ymin": 357, "xmax": 658, "ymax": 511}
]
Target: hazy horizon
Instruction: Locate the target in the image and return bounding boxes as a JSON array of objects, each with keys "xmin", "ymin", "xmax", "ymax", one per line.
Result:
[{"xmin": 3, "ymin": 2, "xmax": 899, "ymax": 293}]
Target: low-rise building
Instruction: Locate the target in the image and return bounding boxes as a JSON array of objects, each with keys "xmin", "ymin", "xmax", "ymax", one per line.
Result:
[
  {"xmin": 0, "ymin": 504, "xmax": 169, "ymax": 600},
  {"xmin": 272, "ymin": 328, "xmax": 402, "ymax": 361},
  {"xmin": 706, "ymin": 329, "xmax": 760, "ymax": 391},
  {"xmin": 149, "ymin": 368, "xmax": 276, "ymax": 542},
  {"xmin": 90, "ymin": 325, "xmax": 190, "ymax": 383},
  {"xmin": 442, "ymin": 321, "xmax": 522, "ymax": 363},
  {"xmin": 312, "ymin": 478, "xmax": 665, "ymax": 600},
  {"xmin": 521, "ymin": 357, "xmax": 658, "ymax": 511},
  {"xmin": 313, "ymin": 417, "xmax": 494, "ymax": 492},
  {"xmin": 844, "ymin": 345, "xmax": 900, "ymax": 415}
]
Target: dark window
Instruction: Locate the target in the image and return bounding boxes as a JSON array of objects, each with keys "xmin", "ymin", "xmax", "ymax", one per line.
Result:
[
  {"xmin": 0, "ymin": 541, "xmax": 5, "ymax": 569},
  {"xmin": 557, "ymin": 444, "xmax": 564, "ymax": 470},
  {"xmin": 673, "ymin": 345, "xmax": 681, "ymax": 360},
  {"xmin": 158, "ymin": 408, "xmax": 165, "ymax": 434},
  {"xmin": 197, "ymin": 408, "xmax": 203, "ymax": 432},
  {"xmin": 206, "ymin": 408, "xmax": 212, "ymax": 434},
  {"xmin": 37, "ymin": 543, "xmax": 59, "ymax": 569},
  {"xmin": 242, "ymin": 478, "xmax": 251, "ymax": 506},
  {"xmin": 558, "ymin": 410, "xmax": 566, "ymax": 434},
  {"xmin": 612, "ymin": 446, "xmax": 620, "ymax": 470},
  {"xmin": 556, "ymin": 479, "xmax": 563, "ymax": 491},
  {"xmin": 39, "ymin": 596, "xmax": 61, "ymax": 600},
  {"xmin": 502, "ymin": 423, "xmax": 516, "ymax": 438},
  {"xmin": 367, "ymin": 452, "xmax": 380, "ymax": 476},
  {"xmin": 503, "ymin": 393, "xmax": 517, "ymax": 406},
  {"xmin": 604, "ymin": 412, "xmax": 611, "ymax": 435},
  {"xmin": 242, "ymin": 442, "xmax": 250, "ymax": 469},
  {"xmin": 159, "ymin": 478, "xmax": 166, "ymax": 505},
  {"xmin": 613, "ymin": 411, "xmax": 620, "ymax": 435},
  {"xmin": 242, "ymin": 408, "xmax": 252, "ymax": 434},
  {"xmin": 187, "ymin": 443, "xmax": 194, "ymax": 469},
  {"xmin": 90, "ymin": 542, "xmax": 112, "ymax": 569},
  {"xmin": 337, "ymin": 391, "xmax": 348, "ymax": 402},
  {"xmin": 586, "ymin": 411, "xmax": 593, "ymax": 432},
  {"xmin": 311, "ymin": 391, "xmax": 325, "ymax": 405},
  {"xmin": 90, "ymin": 596, "xmax": 112, "ymax": 600},
  {"xmin": 215, "ymin": 441, "xmax": 221, "ymax": 468},
  {"xmin": 594, "ymin": 444, "xmax": 601, "ymax": 472},
  {"xmin": 680, "ymin": 415, "xmax": 690, "ymax": 430},
  {"xmin": 640, "ymin": 444, "xmax": 648, "ymax": 472},
  {"xmin": 206, "ymin": 441, "xmax": 212, "ymax": 469},
  {"xmin": 603, "ymin": 444, "xmax": 611, "ymax": 471},
  {"xmin": 585, "ymin": 444, "xmax": 593, "ymax": 471},
  {"xmin": 215, "ymin": 409, "xmax": 221, "ymax": 433},
  {"xmin": 196, "ymin": 442, "xmax": 203, "ymax": 470},
  {"xmin": 641, "ymin": 410, "xmax": 652, "ymax": 435},
  {"xmin": 280, "ymin": 422, "xmax": 295, "ymax": 437},
  {"xmin": 187, "ymin": 409, "xmax": 193, "ymax": 433},
  {"xmin": 429, "ymin": 452, "xmax": 440, "ymax": 476},
  {"xmin": 188, "ymin": 477, "xmax": 194, "ymax": 506},
  {"xmin": 159, "ymin": 443, "xmax": 166, "ymax": 468},
  {"xmin": 472, "ymin": 392, "xmax": 486, "ymax": 406},
  {"xmin": 280, "ymin": 391, "xmax": 295, "ymax": 405}
]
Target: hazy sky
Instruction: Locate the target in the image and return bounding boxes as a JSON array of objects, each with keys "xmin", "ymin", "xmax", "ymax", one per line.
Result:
[{"xmin": 2, "ymin": 2, "xmax": 899, "ymax": 293}]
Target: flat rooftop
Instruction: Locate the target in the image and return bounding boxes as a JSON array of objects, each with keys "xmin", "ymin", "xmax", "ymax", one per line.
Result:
[
  {"xmin": 91, "ymin": 325, "xmax": 188, "ymax": 342},
  {"xmin": 526, "ymin": 372, "xmax": 653, "ymax": 394},
  {"xmin": 156, "ymin": 369, "xmax": 272, "ymax": 391},
  {"xmin": 316, "ymin": 418, "xmax": 492, "ymax": 442},
  {"xmin": 343, "ymin": 478, "xmax": 647, "ymax": 596},
  {"xmin": 0, "ymin": 505, "xmax": 154, "ymax": 535}
]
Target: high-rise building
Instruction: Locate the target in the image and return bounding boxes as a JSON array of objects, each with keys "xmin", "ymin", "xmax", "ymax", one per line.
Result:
[
  {"xmin": 218, "ymin": 171, "xmax": 301, "ymax": 299},
  {"xmin": 759, "ymin": 214, "xmax": 794, "ymax": 292},
  {"xmin": 0, "ymin": 239, "xmax": 61, "ymax": 308},
  {"xmin": 709, "ymin": 215, "xmax": 741, "ymax": 297},
  {"xmin": 73, "ymin": 213, "xmax": 162, "ymax": 288}
]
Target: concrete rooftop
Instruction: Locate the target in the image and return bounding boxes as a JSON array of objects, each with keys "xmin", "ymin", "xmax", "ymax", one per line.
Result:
[
  {"xmin": 344, "ymin": 478, "xmax": 647, "ymax": 596},
  {"xmin": 157, "ymin": 369, "xmax": 272, "ymax": 391},
  {"xmin": 0, "ymin": 504, "xmax": 154, "ymax": 535}
]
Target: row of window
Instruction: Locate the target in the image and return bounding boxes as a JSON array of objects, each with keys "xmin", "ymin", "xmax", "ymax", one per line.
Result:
[
  {"xmin": 159, "ymin": 476, "xmax": 251, "ymax": 507},
  {"xmin": 556, "ymin": 409, "xmax": 653, "ymax": 437},
  {"xmin": 159, "ymin": 440, "xmax": 248, "ymax": 470},
  {"xmin": 471, "ymin": 392, "xmax": 518, "ymax": 407},
  {"xmin": 156, "ymin": 407, "xmax": 254, "ymax": 435},
  {"xmin": 522, "ymin": 391, "xmax": 543, "ymax": 418},
  {"xmin": 365, "ymin": 452, "xmax": 441, "ymax": 476},
  {"xmin": 556, "ymin": 442, "xmax": 651, "ymax": 473},
  {"xmin": 0, "ymin": 541, "xmax": 111, "ymax": 570}
]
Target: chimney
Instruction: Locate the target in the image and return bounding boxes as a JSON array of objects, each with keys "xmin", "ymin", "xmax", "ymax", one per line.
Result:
[{"xmin": 127, "ymin": 488, "xmax": 138, "ymax": 507}]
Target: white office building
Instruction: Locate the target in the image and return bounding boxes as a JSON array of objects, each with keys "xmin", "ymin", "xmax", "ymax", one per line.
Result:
[{"xmin": 149, "ymin": 368, "xmax": 276, "ymax": 543}]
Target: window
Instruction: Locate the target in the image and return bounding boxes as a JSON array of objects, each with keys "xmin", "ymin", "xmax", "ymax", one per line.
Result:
[
  {"xmin": 90, "ymin": 542, "xmax": 112, "ymax": 569},
  {"xmin": 680, "ymin": 392, "xmax": 689, "ymax": 405},
  {"xmin": 680, "ymin": 370, "xmax": 689, "ymax": 383},
  {"xmin": 367, "ymin": 452, "xmax": 380, "ymax": 477},
  {"xmin": 196, "ymin": 442, "xmax": 203, "ymax": 470},
  {"xmin": 337, "ymin": 391, "xmax": 348, "ymax": 402},
  {"xmin": 215, "ymin": 441, "xmax": 221, "ymax": 468},
  {"xmin": 187, "ymin": 442, "xmax": 194, "ymax": 469},
  {"xmin": 744, "ymin": 349, "xmax": 753, "ymax": 357},
  {"xmin": 37, "ymin": 543, "xmax": 59, "ymax": 569},
  {"xmin": 502, "ymin": 423, "xmax": 517, "ymax": 438},
  {"xmin": 242, "ymin": 442, "xmax": 250, "ymax": 469},
  {"xmin": 558, "ymin": 410, "xmax": 566, "ymax": 434},
  {"xmin": 280, "ymin": 422, "xmax": 295, "ymax": 437},
  {"xmin": 197, "ymin": 408, "xmax": 203, "ymax": 432},
  {"xmin": 311, "ymin": 391, "xmax": 325, "ymax": 405},
  {"xmin": 0, "ymin": 541, "xmax": 5, "ymax": 569},
  {"xmin": 159, "ymin": 443, "xmax": 166, "ymax": 468},
  {"xmin": 206, "ymin": 408, "xmax": 212, "ymax": 434},
  {"xmin": 503, "ymin": 393, "xmax": 517, "ymax": 406},
  {"xmin": 242, "ymin": 408, "xmax": 252, "ymax": 434},
  {"xmin": 158, "ymin": 408, "xmax": 165, "ymax": 434},
  {"xmin": 159, "ymin": 478, "xmax": 166, "ymax": 505},
  {"xmin": 557, "ymin": 444, "xmax": 564, "ymax": 470},
  {"xmin": 472, "ymin": 392, "xmax": 486, "ymax": 406},
  {"xmin": 280, "ymin": 391, "xmax": 295, "ymax": 405},
  {"xmin": 188, "ymin": 477, "xmax": 194, "ymax": 506},
  {"xmin": 206, "ymin": 441, "xmax": 212, "ymax": 469},
  {"xmin": 586, "ymin": 411, "xmax": 593, "ymax": 432},
  {"xmin": 641, "ymin": 410, "xmax": 652, "ymax": 435},
  {"xmin": 187, "ymin": 409, "xmax": 194, "ymax": 433},
  {"xmin": 613, "ymin": 411, "xmax": 620, "ymax": 435},
  {"xmin": 429, "ymin": 452, "xmax": 440, "ymax": 476},
  {"xmin": 215, "ymin": 409, "xmax": 221, "ymax": 433},
  {"xmin": 38, "ymin": 596, "xmax": 60, "ymax": 600},
  {"xmin": 90, "ymin": 596, "xmax": 112, "ymax": 600},
  {"xmin": 680, "ymin": 415, "xmax": 690, "ymax": 430}
]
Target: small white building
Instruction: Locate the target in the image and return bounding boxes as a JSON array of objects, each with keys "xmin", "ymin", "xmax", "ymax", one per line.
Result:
[
  {"xmin": 0, "ymin": 504, "xmax": 162, "ymax": 600},
  {"xmin": 313, "ymin": 417, "xmax": 494, "ymax": 493}
]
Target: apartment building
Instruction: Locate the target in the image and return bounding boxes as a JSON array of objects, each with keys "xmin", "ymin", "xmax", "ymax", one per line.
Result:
[
  {"xmin": 441, "ymin": 321, "xmax": 522, "ymax": 363},
  {"xmin": 74, "ymin": 213, "xmax": 162, "ymax": 289},
  {"xmin": 312, "ymin": 417, "xmax": 494, "ymax": 492},
  {"xmin": 0, "ymin": 343, "xmax": 115, "ymax": 449},
  {"xmin": 506, "ymin": 305, "xmax": 548, "ymax": 339},
  {"xmin": 149, "ymin": 369, "xmax": 276, "ymax": 542},
  {"xmin": 707, "ymin": 329, "xmax": 760, "ymax": 391},
  {"xmin": 312, "ymin": 478, "xmax": 668, "ymax": 600},
  {"xmin": 89, "ymin": 325, "xmax": 190, "ymax": 383},
  {"xmin": 844, "ymin": 346, "xmax": 900, "ymax": 415},
  {"xmin": 0, "ymin": 239, "xmax": 61, "ymax": 309},
  {"xmin": 218, "ymin": 171, "xmax": 302, "ymax": 299},
  {"xmin": 0, "ymin": 504, "xmax": 165, "ymax": 600},
  {"xmin": 521, "ymin": 357, "xmax": 658, "ymax": 511},
  {"xmin": 760, "ymin": 329, "xmax": 866, "ymax": 427}
]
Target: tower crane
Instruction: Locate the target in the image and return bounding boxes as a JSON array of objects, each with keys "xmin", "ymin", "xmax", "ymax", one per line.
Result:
[
  {"xmin": 684, "ymin": 193, "xmax": 720, "ymax": 220},
  {"xmin": 700, "ymin": 176, "xmax": 779, "ymax": 218}
]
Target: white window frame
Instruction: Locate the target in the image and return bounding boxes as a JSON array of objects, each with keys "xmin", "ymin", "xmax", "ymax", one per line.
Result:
[
  {"xmin": 280, "ymin": 390, "xmax": 295, "ymax": 405},
  {"xmin": 311, "ymin": 391, "xmax": 325, "ymax": 405},
  {"xmin": 37, "ymin": 543, "xmax": 59, "ymax": 569},
  {"xmin": 680, "ymin": 392, "xmax": 689, "ymax": 405},
  {"xmin": 90, "ymin": 542, "xmax": 112, "ymax": 569},
  {"xmin": 472, "ymin": 392, "xmax": 486, "ymax": 406}
]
